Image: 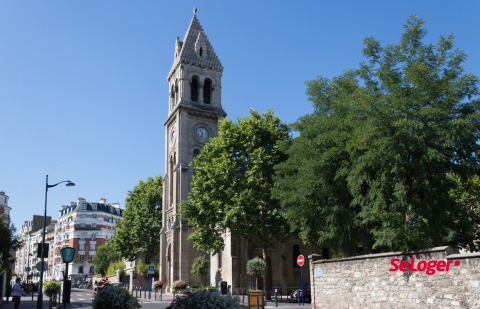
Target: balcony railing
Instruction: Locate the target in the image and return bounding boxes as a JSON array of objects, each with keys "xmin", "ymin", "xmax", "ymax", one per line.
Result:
[{"xmin": 75, "ymin": 227, "xmax": 100, "ymax": 231}]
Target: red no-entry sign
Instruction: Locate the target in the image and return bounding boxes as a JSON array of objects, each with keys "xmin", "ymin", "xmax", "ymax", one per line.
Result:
[{"xmin": 297, "ymin": 255, "xmax": 305, "ymax": 267}]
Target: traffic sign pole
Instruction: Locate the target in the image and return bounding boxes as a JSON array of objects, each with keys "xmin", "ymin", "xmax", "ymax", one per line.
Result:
[{"xmin": 297, "ymin": 255, "xmax": 305, "ymax": 306}]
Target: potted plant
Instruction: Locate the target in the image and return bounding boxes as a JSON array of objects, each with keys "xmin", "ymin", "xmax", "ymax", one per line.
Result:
[
  {"xmin": 246, "ymin": 257, "xmax": 267, "ymax": 309},
  {"xmin": 153, "ymin": 280, "xmax": 164, "ymax": 292},
  {"xmin": 43, "ymin": 281, "xmax": 61, "ymax": 297},
  {"xmin": 92, "ymin": 285, "xmax": 141, "ymax": 309},
  {"xmin": 172, "ymin": 280, "xmax": 188, "ymax": 292}
]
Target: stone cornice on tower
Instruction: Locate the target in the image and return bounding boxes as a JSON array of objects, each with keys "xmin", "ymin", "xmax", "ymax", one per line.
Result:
[{"xmin": 167, "ymin": 10, "xmax": 223, "ymax": 82}]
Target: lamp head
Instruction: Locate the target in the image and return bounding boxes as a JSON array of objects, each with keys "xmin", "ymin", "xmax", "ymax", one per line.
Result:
[{"xmin": 66, "ymin": 182, "xmax": 75, "ymax": 187}]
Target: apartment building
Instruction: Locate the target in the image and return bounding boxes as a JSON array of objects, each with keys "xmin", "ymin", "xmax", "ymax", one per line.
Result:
[
  {"xmin": 0, "ymin": 191, "xmax": 11, "ymax": 224},
  {"xmin": 53, "ymin": 197, "xmax": 123, "ymax": 282},
  {"xmin": 14, "ymin": 215, "xmax": 54, "ymax": 283}
]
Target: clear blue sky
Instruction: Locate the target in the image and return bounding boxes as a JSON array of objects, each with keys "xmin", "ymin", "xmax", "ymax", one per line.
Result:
[{"xmin": 1, "ymin": 1, "xmax": 479, "ymax": 232}]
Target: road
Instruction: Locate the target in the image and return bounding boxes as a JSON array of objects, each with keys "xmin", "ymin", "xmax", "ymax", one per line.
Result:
[{"xmin": 2, "ymin": 288, "xmax": 311, "ymax": 309}]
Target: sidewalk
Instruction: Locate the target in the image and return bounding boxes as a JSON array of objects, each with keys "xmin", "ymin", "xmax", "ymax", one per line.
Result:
[{"xmin": 1, "ymin": 299, "xmax": 57, "ymax": 309}]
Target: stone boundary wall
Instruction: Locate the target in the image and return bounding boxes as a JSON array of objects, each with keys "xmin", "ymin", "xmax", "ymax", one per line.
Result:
[{"xmin": 309, "ymin": 246, "xmax": 480, "ymax": 308}]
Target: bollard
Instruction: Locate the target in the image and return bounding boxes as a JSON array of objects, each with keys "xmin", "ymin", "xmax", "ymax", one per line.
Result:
[
  {"xmin": 275, "ymin": 290, "xmax": 278, "ymax": 307},
  {"xmin": 298, "ymin": 292, "xmax": 301, "ymax": 306},
  {"xmin": 136, "ymin": 287, "xmax": 138, "ymax": 298},
  {"xmin": 32, "ymin": 290, "xmax": 34, "ymax": 301},
  {"xmin": 160, "ymin": 287, "xmax": 162, "ymax": 301},
  {"xmin": 144, "ymin": 289, "xmax": 146, "ymax": 299}
]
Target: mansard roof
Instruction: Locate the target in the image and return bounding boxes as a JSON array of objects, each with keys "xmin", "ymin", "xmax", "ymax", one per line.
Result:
[{"xmin": 168, "ymin": 11, "xmax": 223, "ymax": 79}]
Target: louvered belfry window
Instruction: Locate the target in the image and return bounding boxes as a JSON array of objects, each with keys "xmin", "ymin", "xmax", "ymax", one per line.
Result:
[
  {"xmin": 204, "ymin": 80, "xmax": 211, "ymax": 104},
  {"xmin": 191, "ymin": 78, "xmax": 198, "ymax": 102}
]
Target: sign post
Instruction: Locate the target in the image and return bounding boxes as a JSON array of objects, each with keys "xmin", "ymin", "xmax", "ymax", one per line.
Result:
[
  {"xmin": 148, "ymin": 265, "xmax": 155, "ymax": 299},
  {"xmin": 60, "ymin": 247, "xmax": 76, "ymax": 309},
  {"xmin": 297, "ymin": 255, "xmax": 305, "ymax": 306}
]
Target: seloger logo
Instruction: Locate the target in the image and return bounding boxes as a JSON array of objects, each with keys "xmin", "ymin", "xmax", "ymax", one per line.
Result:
[{"xmin": 389, "ymin": 258, "xmax": 461, "ymax": 275}]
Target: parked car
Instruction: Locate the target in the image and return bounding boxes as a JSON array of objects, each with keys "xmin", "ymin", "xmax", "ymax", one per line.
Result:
[
  {"xmin": 110, "ymin": 283, "xmax": 125, "ymax": 289},
  {"xmin": 290, "ymin": 285, "xmax": 311, "ymax": 303}
]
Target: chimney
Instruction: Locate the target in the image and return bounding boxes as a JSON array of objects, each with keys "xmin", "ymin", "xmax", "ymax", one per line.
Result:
[
  {"xmin": 112, "ymin": 203, "xmax": 120, "ymax": 208},
  {"xmin": 77, "ymin": 197, "xmax": 85, "ymax": 205},
  {"xmin": 61, "ymin": 205, "xmax": 67, "ymax": 210},
  {"xmin": 70, "ymin": 202, "xmax": 76, "ymax": 206},
  {"xmin": 99, "ymin": 198, "xmax": 107, "ymax": 205}
]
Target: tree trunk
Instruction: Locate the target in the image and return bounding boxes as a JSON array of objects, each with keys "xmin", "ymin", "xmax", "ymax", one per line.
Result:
[
  {"xmin": 263, "ymin": 246, "xmax": 270, "ymax": 300},
  {"xmin": 255, "ymin": 276, "xmax": 258, "ymax": 290}
]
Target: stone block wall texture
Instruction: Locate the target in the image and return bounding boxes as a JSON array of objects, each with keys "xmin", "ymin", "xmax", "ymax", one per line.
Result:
[{"xmin": 309, "ymin": 246, "xmax": 480, "ymax": 309}]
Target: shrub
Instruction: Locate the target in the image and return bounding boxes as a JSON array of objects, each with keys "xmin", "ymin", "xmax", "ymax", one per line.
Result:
[
  {"xmin": 167, "ymin": 289, "xmax": 242, "ymax": 309},
  {"xmin": 43, "ymin": 281, "xmax": 61, "ymax": 297},
  {"xmin": 106, "ymin": 260, "xmax": 125, "ymax": 276},
  {"xmin": 92, "ymin": 286, "xmax": 141, "ymax": 309}
]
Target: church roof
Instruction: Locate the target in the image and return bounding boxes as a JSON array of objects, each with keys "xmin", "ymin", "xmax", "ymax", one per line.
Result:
[{"xmin": 168, "ymin": 10, "xmax": 223, "ymax": 78}]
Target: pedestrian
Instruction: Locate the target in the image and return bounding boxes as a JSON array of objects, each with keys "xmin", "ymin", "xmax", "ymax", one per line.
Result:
[
  {"xmin": 12, "ymin": 278, "xmax": 27, "ymax": 309},
  {"xmin": 77, "ymin": 280, "xmax": 81, "ymax": 288}
]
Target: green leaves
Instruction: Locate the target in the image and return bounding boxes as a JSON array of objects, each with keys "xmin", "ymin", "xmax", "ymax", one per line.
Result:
[
  {"xmin": 275, "ymin": 16, "xmax": 480, "ymax": 254},
  {"xmin": 191, "ymin": 256, "xmax": 209, "ymax": 279},
  {"xmin": 112, "ymin": 175, "xmax": 163, "ymax": 261},
  {"xmin": 92, "ymin": 240, "xmax": 119, "ymax": 276}
]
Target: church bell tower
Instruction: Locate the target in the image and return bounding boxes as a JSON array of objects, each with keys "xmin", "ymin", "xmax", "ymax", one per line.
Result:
[{"xmin": 159, "ymin": 8, "xmax": 227, "ymax": 290}]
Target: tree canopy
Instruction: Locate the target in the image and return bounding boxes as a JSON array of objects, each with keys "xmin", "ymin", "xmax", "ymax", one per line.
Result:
[
  {"xmin": 92, "ymin": 240, "xmax": 119, "ymax": 276},
  {"xmin": 274, "ymin": 16, "xmax": 480, "ymax": 254},
  {"xmin": 0, "ymin": 214, "xmax": 19, "ymax": 275},
  {"xmin": 180, "ymin": 109, "xmax": 291, "ymax": 298},
  {"xmin": 191, "ymin": 256, "xmax": 209, "ymax": 285},
  {"xmin": 113, "ymin": 175, "xmax": 163, "ymax": 261}
]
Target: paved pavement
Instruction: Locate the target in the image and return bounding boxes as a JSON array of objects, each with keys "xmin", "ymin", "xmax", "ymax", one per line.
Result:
[{"xmin": 2, "ymin": 289, "xmax": 312, "ymax": 309}]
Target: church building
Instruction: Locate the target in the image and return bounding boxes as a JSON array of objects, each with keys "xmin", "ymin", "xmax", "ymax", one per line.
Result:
[{"xmin": 159, "ymin": 9, "xmax": 322, "ymax": 295}]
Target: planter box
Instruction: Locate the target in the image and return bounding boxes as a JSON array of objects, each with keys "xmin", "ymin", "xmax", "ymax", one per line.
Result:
[{"xmin": 248, "ymin": 291, "xmax": 264, "ymax": 309}]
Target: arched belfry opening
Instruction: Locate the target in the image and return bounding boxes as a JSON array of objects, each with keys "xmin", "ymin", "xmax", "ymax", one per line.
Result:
[
  {"xmin": 199, "ymin": 47, "xmax": 203, "ymax": 56},
  {"xmin": 191, "ymin": 77, "xmax": 199, "ymax": 102},
  {"xmin": 203, "ymin": 79, "xmax": 211, "ymax": 104}
]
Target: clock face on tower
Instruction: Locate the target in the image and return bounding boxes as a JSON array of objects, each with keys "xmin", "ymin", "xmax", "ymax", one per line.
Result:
[
  {"xmin": 196, "ymin": 127, "xmax": 209, "ymax": 139},
  {"xmin": 171, "ymin": 131, "xmax": 176, "ymax": 143}
]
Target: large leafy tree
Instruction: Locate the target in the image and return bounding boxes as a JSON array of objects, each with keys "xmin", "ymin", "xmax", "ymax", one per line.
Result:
[
  {"xmin": 180, "ymin": 109, "xmax": 291, "ymax": 298},
  {"xmin": 274, "ymin": 16, "xmax": 480, "ymax": 254},
  {"xmin": 92, "ymin": 240, "xmax": 119, "ymax": 276},
  {"xmin": 0, "ymin": 214, "xmax": 19, "ymax": 275},
  {"xmin": 113, "ymin": 176, "xmax": 163, "ymax": 261}
]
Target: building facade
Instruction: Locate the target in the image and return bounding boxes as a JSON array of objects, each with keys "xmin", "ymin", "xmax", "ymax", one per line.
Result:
[
  {"xmin": 0, "ymin": 191, "xmax": 11, "ymax": 224},
  {"xmin": 52, "ymin": 197, "xmax": 123, "ymax": 283},
  {"xmin": 159, "ymin": 10, "xmax": 321, "ymax": 295}
]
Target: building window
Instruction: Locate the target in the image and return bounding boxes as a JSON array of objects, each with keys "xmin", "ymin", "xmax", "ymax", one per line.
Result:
[
  {"xmin": 92, "ymin": 214, "xmax": 97, "ymax": 219},
  {"xmin": 79, "ymin": 266, "xmax": 83, "ymax": 273},
  {"xmin": 89, "ymin": 266, "xmax": 94, "ymax": 273},
  {"xmin": 293, "ymin": 245, "xmax": 300, "ymax": 268},
  {"xmin": 82, "ymin": 204, "xmax": 87, "ymax": 210},
  {"xmin": 199, "ymin": 47, "xmax": 203, "ymax": 56},
  {"xmin": 91, "ymin": 234, "xmax": 96, "ymax": 241},
  {"xmin": 191, "ymin": 77, "xmax": 198, "ymax": 102},
  {"xmin": 90, "ymin": 243, "xmax": 95, "ymax": 251},
  {"xmin": 90, "ymin": 256, "xmax": 94, "ymax": 261},
  {"xmin": 80, "ymin": 244, "xmax": 85, "ymax": 251},
  {"xmin": 81, "ymin": 214, "xmax": 86, "ymax": 218},
  {"xmin": 217, "ymin": 251, "xmax": 222, "ymax": 269},
  {"xmin": 92, "ymin": 204, "xmax": 97, "ymax": 210},
  {"xmin": 80, "ymin": 234, "xmax": 85, "ymax": 240},
  {"xmin": 203, "ymin": 79, "xmax": 211, "ymax": 104},
  {"xmin": 80, "ymin": 223, "xmax": 85, "ymax": 228},
  {"xmin": 92, "ymin": 223, "xmax": 96, "ymax": 228}
]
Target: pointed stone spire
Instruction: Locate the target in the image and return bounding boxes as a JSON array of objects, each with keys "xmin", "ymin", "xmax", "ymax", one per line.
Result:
[{"xmin": 168, "ymin": 9, "xmax": 223, "ymax": 79}]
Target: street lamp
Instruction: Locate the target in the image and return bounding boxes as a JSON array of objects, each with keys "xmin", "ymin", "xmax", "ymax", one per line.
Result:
[{"xmin": 37, "ymin": 175, "xmax": 75, "ymax": 309}]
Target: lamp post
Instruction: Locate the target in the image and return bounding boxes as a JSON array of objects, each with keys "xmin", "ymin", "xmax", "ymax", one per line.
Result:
[{"xmin": 37, "ymin": 175, "xmax": 75, "ymax": 309}]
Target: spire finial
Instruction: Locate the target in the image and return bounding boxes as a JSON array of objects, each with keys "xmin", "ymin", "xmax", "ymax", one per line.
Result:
[{"xmin": 193, "ymin": 7, "xmax": 197, "ymax": 15}]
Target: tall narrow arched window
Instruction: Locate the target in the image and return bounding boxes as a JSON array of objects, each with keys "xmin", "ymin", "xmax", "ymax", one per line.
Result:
[
  {"xmin": 203, "ymin": 79, "xmax": 211, "ymax": 104},
  {"xmin": 199, "ymin": 47, "xmax": 203, "ymax": 56},
  {"xmin": 191, "ymin": 77, "xmax": 198, "ymax": 102},
  {"xmin": 293, "ymin": 245, "xmax": 300, "ymax": 268}
]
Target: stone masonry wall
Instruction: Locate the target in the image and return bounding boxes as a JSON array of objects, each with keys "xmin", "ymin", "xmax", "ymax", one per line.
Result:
[{"xmin": 309, "ymin": 246, "xmax": 480, "ymax": 309}]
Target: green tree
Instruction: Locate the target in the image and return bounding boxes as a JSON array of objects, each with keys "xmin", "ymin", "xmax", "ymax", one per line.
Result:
[
  {"xmin": 92, "ymin": 241, "xmax": 119, "ymax": 276},
  {"xmin": 246, "ymin": 257, "xmax": 267, "ymax": 290},
  {"xmin": 191, "ymin": 256, "xmax": 209, "ymax": 286},
  {"xmin": 136, "ymin": 259, "xmax": 148, "ymax": 275},
  {"xmin": 106, "ymin": 260, "xmax": 125, "ymax": 276},
  {"xmin": 180, "ymin": 109, "xmax": 290, "ymax": 298},
  {"xmin": 0, "ymin": 214, "xmax": 20, "ymax": 275},
  {"xmin": 274, "ymin": 16, "xmax": 480, "ymax": 254},
  {"xmin": 113, "ymin": 176, "xmax": 163, "ymax": 261}
]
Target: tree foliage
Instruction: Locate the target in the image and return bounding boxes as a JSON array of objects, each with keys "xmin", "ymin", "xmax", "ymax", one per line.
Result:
[
  {"xmin": 246, "ymin": 257, "xmax": 267, "ymax": 290},
  {"xmin": 274, "ymin": 16, "xmax": 480, "ymax": 254},
  {"xmin": 191, "ymin": 256, "xmax": 209, "ymax": 283},
  {"xmin": 0, "ymin": 214, "xmax": 19, "ymax": 275},
  {"xmin": 113, "ymin": 176, "xmax": 163, "ymax": 261},
  {"xmin": 92, "ymin": 241, "xmax": 119, "ymax": 276},
  {"xmin": 180, "ymin": 109, "xmax": 291, "ymax": 297},
  {"xmin": 106, "ymin": 260, "xmax": 125, "ymax": 276}
]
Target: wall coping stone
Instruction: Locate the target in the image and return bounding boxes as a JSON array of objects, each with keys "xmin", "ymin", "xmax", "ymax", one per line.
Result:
[
  {"xmin": 446, "ymin": 252, "xmax": 480, "ymax": 259},
  {"xmin": 311, "ymin": 246, "xmax": 452, "ymax": 264}
]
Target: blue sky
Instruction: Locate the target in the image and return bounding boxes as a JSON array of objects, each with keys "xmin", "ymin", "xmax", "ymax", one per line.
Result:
[{"xmin": 1, "ymin": 1, "xmax": 479, "ymax": 232}]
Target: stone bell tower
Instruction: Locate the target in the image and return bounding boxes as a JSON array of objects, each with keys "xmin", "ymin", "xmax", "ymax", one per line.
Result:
[{"xmin": 159, "ymin": 8, "xmax": 227, "ymax": 290}]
